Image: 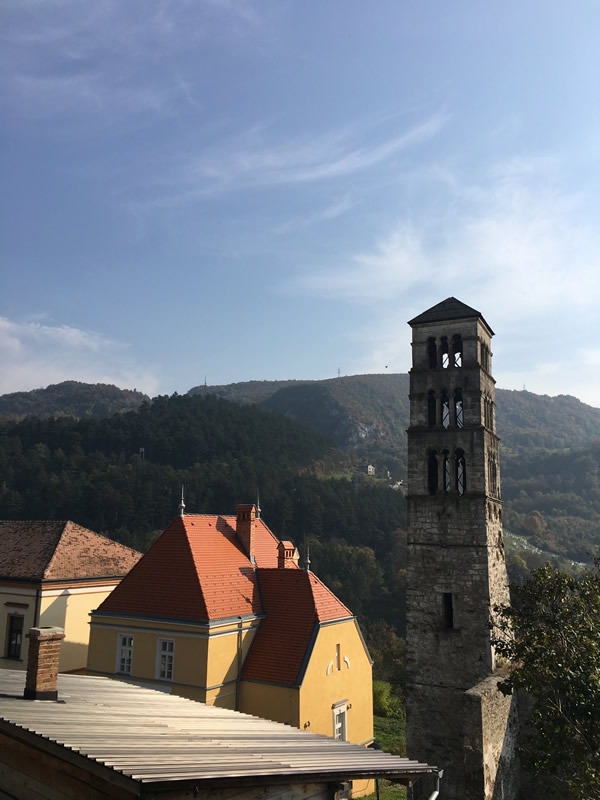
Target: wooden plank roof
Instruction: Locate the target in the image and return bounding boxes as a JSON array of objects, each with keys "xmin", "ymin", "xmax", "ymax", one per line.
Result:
[{"xmin": 0, "ymin": 670, "xmax": 438, "ymax": 791}]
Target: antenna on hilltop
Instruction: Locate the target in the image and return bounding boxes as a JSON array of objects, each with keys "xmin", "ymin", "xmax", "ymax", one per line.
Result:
[
  {"xmin": 178, "ymin": 484, "xmax": 186, "ymax": 517},
  {"xmin": 256, "ymin": 490, "xmax": 261, "ymax": 520},
  {"xmin": 305, "ymin": 543, "xmax": 311, "ymax": 573}
]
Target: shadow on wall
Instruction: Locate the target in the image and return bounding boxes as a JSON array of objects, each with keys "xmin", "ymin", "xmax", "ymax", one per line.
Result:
[
  {"xmin": 491, "ymin": 692, "xmax": 521, "ymax": 800},
  {"xmin": 59, "ymin": 640, "xmax": 89, "ymax": 673},
  {"xmin": 38, "ymin": 594, "xmax": 88, "ymax": 672},
  {"xmin": 463, "ymin": 679, "xmax": 521, "ymax": 800},
  {"xmin": 39, "ymin": 594, "xmax": 68, "ymax": 629}
]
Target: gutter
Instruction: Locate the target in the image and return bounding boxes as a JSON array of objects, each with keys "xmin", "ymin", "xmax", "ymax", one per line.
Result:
[
  {"xmin": 407, "ymin": 769, "xmax": 443, "ymax": 800},
  {"xmin": 426, "ymin": 768, "xmax": 443, "ymax": 800}
]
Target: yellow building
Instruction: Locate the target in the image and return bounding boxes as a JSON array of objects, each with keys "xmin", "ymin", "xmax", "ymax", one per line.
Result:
[
  {"xmin": 0, "ymin": 520, "xmax": 141, "ymax": 673},
  {"xmin": 88, "ymin": 504, "xmax": 374, "ymax": 749}
]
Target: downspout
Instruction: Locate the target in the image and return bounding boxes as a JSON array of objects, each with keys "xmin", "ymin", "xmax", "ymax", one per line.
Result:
[
  {"xmin": 407, "ymin": 770, "xmax": 443, "ymax": 800},
  {"xmin": 426, "ymin": 769, "xmax": 443, "ymax": 800},
  {"xmin": 235, "ymin": 616, "xmax": 243, "ymax": 711},
  {"xmin": 33, "ymin": 586, "xmax": 41, "ymax": 627}
]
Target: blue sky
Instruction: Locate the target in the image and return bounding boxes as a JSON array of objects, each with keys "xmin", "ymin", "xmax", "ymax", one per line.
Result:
[{"xmin": 2, "ymin": 2, "xmax": 599, "ymax": 407}]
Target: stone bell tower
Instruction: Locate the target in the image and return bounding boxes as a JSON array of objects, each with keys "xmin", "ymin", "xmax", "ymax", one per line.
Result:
[{"xmin": 405, "ymin": 298, "xmax": 517, "ymax": 799}]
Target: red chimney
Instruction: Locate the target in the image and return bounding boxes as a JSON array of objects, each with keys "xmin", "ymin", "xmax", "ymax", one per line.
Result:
[
  {"xmin": 236, "ymin": 504, "xmax": 256, "ymax": 564},
  {"xmin": 278, "ymin": 540, "xmax": 299, "ymax": 569},
  {"xmin": 23, "ymin": 626, "xmax": 65, "ymax": 701}
]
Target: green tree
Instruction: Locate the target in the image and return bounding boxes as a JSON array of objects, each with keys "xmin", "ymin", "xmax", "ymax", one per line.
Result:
[{"xmin": 492, "ymin": 562, "xmax": 600, "ymax": 799}]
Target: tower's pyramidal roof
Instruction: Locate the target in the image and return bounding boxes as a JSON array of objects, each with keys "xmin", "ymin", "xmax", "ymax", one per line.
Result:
[{"xmin": 408, "ymin": 297, "xmax": 493, "ymax": 334}]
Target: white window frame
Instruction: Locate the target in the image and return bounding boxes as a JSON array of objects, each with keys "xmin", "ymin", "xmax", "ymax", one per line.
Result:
[
  {"xmin": 156, "ymin": 638, "xmax": 175, "ymax": 681},
  {"xmin": 116, "ymin": 633, "xmax": 133, "ymax": 675},
  {"xmin": 332, "ymin": 700, "xmax": 348, "ymax": 741}
]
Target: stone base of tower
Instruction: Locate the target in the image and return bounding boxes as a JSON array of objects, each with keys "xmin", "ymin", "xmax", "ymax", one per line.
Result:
[
  {"xmin": 464, "ymin": 674, "xmax": 520, "ymax": 799},
  {"xmin": 407, "ymin": 674, "xmax": 520, "ymax": 800}
]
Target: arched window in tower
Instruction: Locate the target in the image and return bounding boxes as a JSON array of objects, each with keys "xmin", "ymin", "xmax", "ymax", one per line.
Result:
[
  {"xmin": 456, "ymin": 449, "xmax": 466, "ymax": 495},
  {"xmin": 480, "ymin": 341, "xmax": 490, "ymax": 371},
  {"xmin": 442, "ymin": 450, "xmax": 451, "ymax": 493},
  {"xmin": 488, "ymin": 450, "xmax": 498, "ymax": 497},
  {"xmin": 452, "ymin": 334, "xmax": 463, "ymax": 367},
  {"xmin": 454, "ymin": 389, "xmax": 464, "ymax": 428},
  {"xmin": 483, "ymin": 395, "xmax": 492, "ymax": 429},
  {"xmin": 441, "ymin": 391, "xmax": 450, "ymax": 429},
  {"xmin": 427, "ymin": 451, "xmax": 438, "ymax": 495},
  {"xmin": 440, "ymin": 337, "xmax": 449, "ymax": 368},
  {"xmin": 427, "ymin": 390, "xmax": 436, "ymax": 427},
  {"xmin": 427, "ymin": 337, "xmax": 437, "ymax": 369}
]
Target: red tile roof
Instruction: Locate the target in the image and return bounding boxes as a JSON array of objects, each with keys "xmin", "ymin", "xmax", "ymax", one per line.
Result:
[
  {"xmin": 0, "ymin": 520, "xmax": 141, "ymax": 582},
  {"xmin": 241, "ymin": 569, "xmax": 352, "ymax": 686},
  {"xmin": 95, "ymin": 508, "xmax": 356, "ymax": 686},
  {"xmin": 98, "ymin": 513, "xmax": 281, "ymax": 622}
]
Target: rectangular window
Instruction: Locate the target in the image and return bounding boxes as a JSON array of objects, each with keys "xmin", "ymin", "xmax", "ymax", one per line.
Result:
[
  {"xmin": 333, "ymin": 704, "xmax": 347, "ymax": 741},
  {"xmin": 117, "ymin": 634, "xmax": 133, "ymax": 674},
  {"xmin": 6, "ymin": 615, "xmax": 24, "ymax": 659},
  {"xmin": 443, "ymin": 593, "xmax": 454, "ymax": 629},
  {"xmin": 157, "ymin": 639, "xmax": 174, "ymax": 681},
  {"xmin": 335, "ymin": 643, "xmax": 341, "ymax": 671}
]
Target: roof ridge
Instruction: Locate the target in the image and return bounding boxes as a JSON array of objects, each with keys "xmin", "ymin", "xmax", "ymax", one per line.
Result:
[
  {"xmin": 41, "ymin": 521, "xmax": 69, "ymax": 579},
  {"xmin": 307, "ymin": 571, "xmax": 353, "ymax": 620},
  {"xmin": 180, "ymin": 517, "xmax": 211, "ymax": 617}
]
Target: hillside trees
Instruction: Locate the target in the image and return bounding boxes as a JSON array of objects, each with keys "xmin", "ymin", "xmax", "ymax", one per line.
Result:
[
  {"xmin": 0, "ymin": 395, "xmax": 409, "ymax": 638},
  {"xmin": 492, "ymin": 562, "xmax": 600, "ymax": 799}
]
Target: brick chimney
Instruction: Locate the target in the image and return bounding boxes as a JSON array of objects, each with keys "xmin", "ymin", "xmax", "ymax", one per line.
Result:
[
  {"xmin": 278, "ymin": 540, "xmax": 299, "ymax": 569},
  {"xmin": 23, "ymin": 626, "xmax": 65, "ymax": 701},
  {"xmin": 236, "ymin": 504, "xmax": 256, "ymax": 564}
]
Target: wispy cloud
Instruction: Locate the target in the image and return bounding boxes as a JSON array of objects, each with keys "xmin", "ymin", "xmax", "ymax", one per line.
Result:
[
  {"xmin": 290, "ymin": 155, "xmax": 600, "ymax": 405},
  {"xmin": 0, "ymin": 317, "xmax": 158, "ymax": 395},
  {"xmin": 132, "ymin": 113, "xmax": 447, "ymax": 211},
  {"xmin": 0, "ymin": 1, "xmax": 264, "ymax": 123},
  {"xmin": 191, "ymin": 115, "xmax": 446, "ymax": 187},
  {"xmin": 273, "ymin": 195, "xmax": 356, "ymax": 235},
  {"xmin": 297, "ymin": 155, "xmax": 598, "ymax": 313}
]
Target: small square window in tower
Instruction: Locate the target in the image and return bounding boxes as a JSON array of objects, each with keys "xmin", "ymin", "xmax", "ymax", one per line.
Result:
[{"xmin": 442, "ymin": 593, "xmax": 454, "ymax": 629}]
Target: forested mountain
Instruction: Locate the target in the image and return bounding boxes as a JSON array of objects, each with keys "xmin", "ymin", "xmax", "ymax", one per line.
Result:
[
  {"xmin": 0, "ymin": 393, "xmax": 405, "ymax": 677},
  {"xmin": 3, "ymin": 376, "xmax": 600, "ymax": 566},
  {"xmin": 1, "ymin": 380, "xmax": 599, "ymax": 685},
  {"xmin": 0, "ymin": 381, "xmax": 149, "ymax": 421},
  {"xmin": 190, "ymin": 375, "xmax": 600, "ymax": 563},
  {"xmin": 191, "ymin": 376, "xmax": 600, "ymax": 464},
  {"xmin": 0, "ymin": 394, "xmax": 338, "ymax": 547}
]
